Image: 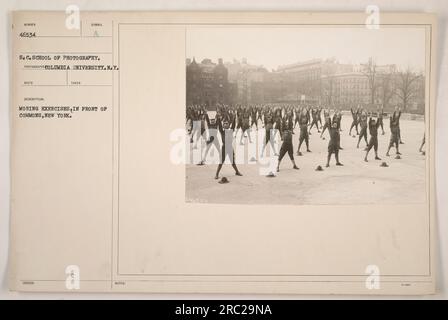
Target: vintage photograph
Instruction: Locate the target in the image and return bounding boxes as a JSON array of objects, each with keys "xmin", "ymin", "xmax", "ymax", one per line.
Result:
[
  {"xmin": 185, "ymin": 26, "xmax": 427, "ymax": 205},
  {"xmin": 7, "ymin": 9, "xmax": 439, "ymax": 297}
]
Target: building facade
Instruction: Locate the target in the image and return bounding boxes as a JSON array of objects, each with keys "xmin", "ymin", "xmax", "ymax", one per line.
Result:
[
  {"xmin": 186, "ymin": 58, "xmax": 230, "ymax": 108},
  {"xmin": 274, "ymin": 58, "xmax": 354, "ymax": 104},
  {"xmin": 186, "ymin": 57, "xmax": 425, "ymax": 113},
  {"xmin": 224, "ymin": 58, "xmax": 268, "ymax": 105}
]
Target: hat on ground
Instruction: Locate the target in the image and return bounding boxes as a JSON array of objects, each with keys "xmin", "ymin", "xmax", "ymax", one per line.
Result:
[
  {"xmin": 380, "ymin": 162, "xmax": 389, "ymax": 167},
  {"xmin": 315, "ymin": 165, "xmax": 324, "ymax": 171},
  {"xmin": 395, "ymin": 155, "xmax": 401, "ymax": 159},
  {"xmin": 218, "ymin": 177, "xmax": 229, "ymax": 184}
]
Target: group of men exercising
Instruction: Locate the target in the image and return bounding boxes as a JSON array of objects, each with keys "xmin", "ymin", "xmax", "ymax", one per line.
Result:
[{"xmin": 186, "ymin": 103, "xmax": 421, "ymax": 180}]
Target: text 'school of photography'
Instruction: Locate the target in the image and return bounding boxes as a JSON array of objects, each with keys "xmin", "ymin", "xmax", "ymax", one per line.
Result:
[{"xmin": 184, "ymin": 26, "xmax": 427, "ymax": 205}]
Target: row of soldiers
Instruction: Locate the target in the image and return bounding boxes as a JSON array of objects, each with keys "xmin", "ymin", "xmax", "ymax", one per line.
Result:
[{"xmin": 186, "ymin": 104, "xmax": 416, "ymax": 180}]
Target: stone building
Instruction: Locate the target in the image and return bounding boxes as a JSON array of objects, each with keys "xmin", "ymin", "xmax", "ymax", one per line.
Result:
[
  {"xmin": 224, "ymin": 58, "xmax": 268, "ymax": 105},
  {"xmin": 186, "ymin": 56, "xmax": 425, "ymax": 113},
  {"xmin": 186, "ymin": 58, "xmax": 230, "ymax": 109},
  {"xmin": 274, "ymin": 58, "xmax": 354, "ymax": 104}
]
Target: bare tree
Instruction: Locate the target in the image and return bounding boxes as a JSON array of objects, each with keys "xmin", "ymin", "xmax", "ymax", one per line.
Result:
[
  {"xmin": 395, "ymin": 67, "xmax": 422, "ymax": 111},
  {"xmin": 321, "ymin": 66, "xmax": 337, "ymax": 106},
  {"xmin": 379, "ymin": 71, "xmax": 396, "ymax": 109},
  {"xmin": 361, "ymin": 57, "xmax": 380, "ymax": 105},
  {"xmin": 322, "ymin": 75, "xmax": 335, "ymax": 106}
]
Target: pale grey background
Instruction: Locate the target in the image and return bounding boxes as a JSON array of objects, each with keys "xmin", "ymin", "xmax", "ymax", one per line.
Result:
[{"xmin": 1, "ymin": 0, "xmax": 446, "ymax": 299}]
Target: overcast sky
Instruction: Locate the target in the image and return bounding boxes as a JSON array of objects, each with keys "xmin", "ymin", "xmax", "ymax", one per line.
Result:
[{"xmin": 187, "ymin": 26, "xmax": 426, "ymax": 72}]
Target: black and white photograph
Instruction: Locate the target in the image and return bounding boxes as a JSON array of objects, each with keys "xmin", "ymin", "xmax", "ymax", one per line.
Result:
[
  {"xmin": 3, "ymin": 6, "xmax": 444, "ymax": 299},
  {"xmin": 185, "ymin": 26, "xmax": 428, "ymax": 205}
]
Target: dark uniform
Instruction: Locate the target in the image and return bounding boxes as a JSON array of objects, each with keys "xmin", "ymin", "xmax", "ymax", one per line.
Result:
[
  {"xmin": 277, "ymin": 117, "xmax": 299, "ymax": 172},
  {"xmin": 309, "ymin": 108, "xmax": 320, "ymax": 133},
  {"xmin": 349, "ymin": 108, "xmax": 359, "ymax": 135},
  {"xmin": 261, "ymin": 112, "xmax": 277, "ymax": 156},
  {"xmin": 264, "ymin": 113, "xmax": 274, "ymax": 144},
  {"xmin": 377, "ymin": 110, "xmax": 385, "ymax": 134},
  {"xmin": 297, "ymin": 111, "xmax": 310, "ymax": 155},
  {"xmin": 257, "ymin": 106, "xmax": 264, "ymax": 124},
  {"xmin": 190, "ymin": 109, "xmax": 207, "ymax": 147},
  {"xmin": 357, "ymin": 113, "xmax": 368, "ymax": 148},
  {"xmin": 250, "ymin": 107, "xmax": 258, "ymax": 129},
  {"xmin": 387, "ymin": 111, "xmax": 401, "ymax": 155},
  {"xmin": 198, "ymin": 115, "xmax": 222, "ymax": 164},
  {"xmin": 328, "ymin": 125, "xmax": 341, "ymax": 155},
  {"xmin": 419, "ymin": 133, "xmax": 425, "ymax": 153},
  {"xmin": 320, "ymin": 110, "xmax": 331, "ymax": 138},
  {"xmin": 215, "ymin": 117, "xmax": 242, "ymax": 179},
  {"xmin": 326, "ymin": 120, "xmax": 343, "ymax": 167},
  {"xmin": 274, "ymin": 113, "xmax": 283, "ymax": 139},
  {"xmin": 364, "ymin": 116, "xmax": 382, "ymax": 161},
  {"xmin": 239, "ymin": 109, "xmax": 252, "ymax": 144},
  {"xmin": 219, "ymin": 120, "xmax": 234, "ymax": 164},
  {"xmin": 278, "ymin": 128, "xmax": 294, "ymax": 162},
  {"xmin": 366, "ymin": 117, "xmax": 380, "ymax": 152},
  {"xmin": 294, "ymin": 108, "xmax": 301, "ymax": 128}
]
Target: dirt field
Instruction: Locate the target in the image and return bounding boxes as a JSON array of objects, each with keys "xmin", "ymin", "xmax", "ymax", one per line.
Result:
[{"xmin": 186, "ymin": 116, "xmax": 426, "ymax": 205}]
